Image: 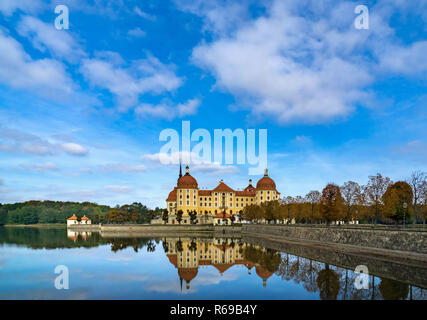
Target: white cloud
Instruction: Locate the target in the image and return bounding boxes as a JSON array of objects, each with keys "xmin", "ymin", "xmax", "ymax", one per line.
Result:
[
  {"xmin": 186, "ymin": 0, "xmax": 427, "ymax": 124},
  {"xmin": 60, "ymin": 143, "xmax": 89, "ymax": 156},
  {"xmin": 0, "ymin": 0, "xmax": 43, "ymax": 16},
  {"xmin": 17, "ymin": 16, "xmax": 86, "ymax": 62},
  {"xmin": 21, "ymin": 162, "xmax": 59, "ymax": 173},
  {"xmin": 378, "ymin": 41, "xmax": 427, "ymax": 76},
  {"xmin": 191, "ymin": 1, "xmax": 374, "ymax": 124},
  {"xmin": 142, "ymin": 151, "xmax": 239, "ymax": 175},
  {"xmin": 173, "ymin": 0, "xmax": 249, "ymax": 35},
  {"xmin": 127, "ymin": 27, "xmax": 146, "ymax": 38},
  {"xmin": 135, "ymin": 98, "xmax": 201, "ymax": 120},
  {"xmin": 80, "ymin": 53, "xmax": 183, "ymax": 111},
  {"xmin": 133, "ymin": 6, "xmax": 156, "ymax": 21},
  {"xmin": 99, "ymin": 163, "xmax": 147, "ymax": 173},
  {"xmin": 0, "ymin": 30, "xmax": 75, "ymax": 99},
  {"xmin": 0, "ymin": 127, "xmax": 89, "ymax": 156},
  {"xmin": 104, "ymin": 185, "xmax": 133, "ymax": 193}
]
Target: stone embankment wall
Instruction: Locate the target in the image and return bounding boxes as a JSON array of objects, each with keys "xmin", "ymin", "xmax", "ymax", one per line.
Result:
[
  {"xmin": 68, "ymin": 224, "xmax": 100, "ymax": 232},
  {"xmin": 242, "ymin": 225, "xmax": 427, "ymax": 254},
  {"xmin": 69, "ymin": 224, "xmax": 242, "ymax": 237},
  {"xmin": 243, "ymin": 235, "xmax": 427, "ymax": 289}
]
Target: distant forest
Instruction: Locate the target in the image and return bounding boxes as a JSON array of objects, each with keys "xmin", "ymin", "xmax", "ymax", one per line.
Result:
[{"xmin": 0, "ymin": 201, "xmax": 164, "ymax": 225}]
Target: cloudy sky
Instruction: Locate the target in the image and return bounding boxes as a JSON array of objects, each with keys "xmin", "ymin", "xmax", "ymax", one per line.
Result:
[{"xmin": 0, "ymin": 0, "xmax": 426, "ymax": 207}]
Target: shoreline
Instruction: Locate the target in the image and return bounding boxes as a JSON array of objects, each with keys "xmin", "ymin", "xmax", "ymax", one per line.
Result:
[{"xmin": 2, "ymin": 224, "xmax": 66, "ymax": 228}]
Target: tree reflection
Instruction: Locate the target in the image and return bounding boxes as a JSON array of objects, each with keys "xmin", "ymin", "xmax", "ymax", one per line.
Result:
[
  {"xmin": 379, "ymin": 279, "xmax": 409, "ymax": 300},
  {"xmin": 317, "ymin": 264, "xmax": 340, "ymax": 300}
]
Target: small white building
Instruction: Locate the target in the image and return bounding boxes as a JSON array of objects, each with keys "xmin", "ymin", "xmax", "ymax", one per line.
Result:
[
  {"xmin": 80, "ymin": 215, "xmax": 91, "ymax": 225},
  {"xmin": 66, "ymin": 214, "xmax": 92, "ymax": 226},
  {"xmin": 67, "ymin": 214, "xmax": 79, "ymax": 226}
]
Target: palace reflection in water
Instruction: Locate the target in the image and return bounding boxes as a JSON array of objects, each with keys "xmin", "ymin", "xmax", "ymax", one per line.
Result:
[{"xmin": 0, "ymin": 227, "xmax": 424, "ymax": 300}]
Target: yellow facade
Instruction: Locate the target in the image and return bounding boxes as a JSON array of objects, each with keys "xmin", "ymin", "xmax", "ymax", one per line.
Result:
[{"xmin": 165, "ymin": 166, "xmax": 280, "ymax": 224}]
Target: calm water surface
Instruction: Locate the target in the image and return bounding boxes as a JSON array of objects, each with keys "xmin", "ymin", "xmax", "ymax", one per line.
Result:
[{"xmin": 0, "ymin": 226, "xmax": 425, "ymax": 300}]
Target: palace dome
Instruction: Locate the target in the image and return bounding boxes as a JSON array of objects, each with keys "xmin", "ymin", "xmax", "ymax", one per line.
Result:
[
  {"xmin": 177, "ymin": 165, "xmax": 198, "ymax": 188},
  {"xmin": 256, "ymin": 169, "xmax": 276, "ymax": 191},
  {"xmin": 178, "ymin": 268, "xmax": 198, "ymax": 281}
]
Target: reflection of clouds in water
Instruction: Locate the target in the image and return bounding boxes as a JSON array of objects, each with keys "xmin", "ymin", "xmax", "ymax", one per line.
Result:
[
  {"xmin": 107, "ymin": 255, "xmax": 135, "ymax": 262},
  {"xmin": 144, "ymin": 267, "xmax": 240, "ymax": 294},
  {"xmin": 103, "ymin": 273, "xmax": 149, "ymax": 282},
  {"xmin": 22, "ymin": 271, "xmax": 55, "ymax": 283},
  {"xmin": 0, "ymin": 288, "xmax": 91, "ymax": 300}
]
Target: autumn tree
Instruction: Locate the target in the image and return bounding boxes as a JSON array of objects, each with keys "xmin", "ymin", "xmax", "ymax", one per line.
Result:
[
  {"xmin": 341, "ymin": 181, "xmax": 361, "ymax": 224},
  {"xmin": 365, "ymin": 173, "xmax": 392, "ymax": 224},
  {"xmin": 281, "ymin": 196, "xmax": 295, "ymax": 224},
  {"xmin": 305, "ymin": 191, "xmax": 320, "ymax": 224},
  {"xmin": 319, "ymin": 184, "xmax": 345, "ymax": 225},
  {"xmin": 420, "ymin": 181, "xmax": 427, "ymax": 226},
  {"xmin": 407, "ymin": 171, "xmax": 426, "ymax": 225},
  {"xmin": 382, "ymin": 181, "xmax": 413, "ymax": 224}
]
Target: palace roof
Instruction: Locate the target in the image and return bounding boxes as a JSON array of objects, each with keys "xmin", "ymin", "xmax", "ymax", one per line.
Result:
[
  {"xmin": 177, "ymin": 174, "xmax": 198, "ymax": 188},
  {"xmin": 166, "ymin": 188, "xmax": 177, "ymax": 201},
  {"xmin": 212, "ymin": 181, "xmax": 234, "ymax": 192},
  {"xmin": 198, "ymin": 190, "xmax": 212, "ymax": 196},
  {"xmin": 256, "ymin": 170, "xmax": 277, "ymax": 191},
  {"xmin": 178, "ymin": 267, "xmax": 198, "ymax": 281},
  {"xmin": 67, "ymin": 215, "xmax": 78, "ymax": 220},
  {"xmin": 81, "ymin": 215, "xmax": 90, "ymax": 221},
  {"xmin": 213, "ymin": 263, "xmax": 234, "ymax": 274},
  {"xmin": 255, "ymin": 266, "xmax": 274, "ymax": 279}
]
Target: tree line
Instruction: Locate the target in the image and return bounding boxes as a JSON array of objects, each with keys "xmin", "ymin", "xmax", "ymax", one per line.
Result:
[
  {"xmin": 241, "ymin": 171, "xmax": 427, "ymax": 225},
  {"xmin": 0, "ymin": 201, "xmax": 163, "ymax": 225}
]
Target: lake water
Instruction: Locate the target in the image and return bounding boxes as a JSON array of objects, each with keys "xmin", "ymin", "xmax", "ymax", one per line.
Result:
[{"xmin": 0, "ymin": 226, "xmax": 425, "ymax": 300}]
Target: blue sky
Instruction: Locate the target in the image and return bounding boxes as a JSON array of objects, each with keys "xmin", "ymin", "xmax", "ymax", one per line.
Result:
[{"xmin": 0, "ymin": 0, "xmax": 426, "ymax": 208}]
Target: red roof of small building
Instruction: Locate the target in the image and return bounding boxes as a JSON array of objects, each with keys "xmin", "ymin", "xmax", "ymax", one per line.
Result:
[
  {"xmin": 67, "ymin": 215, "xmax": 78, "ymax": 220},
  {"xmin": 81, "ymin": 215, "xmax": 90, "ymax": 221},
  {"xmin": 214, "ymin": 211, "xmax": 231, "ymax": 219}
]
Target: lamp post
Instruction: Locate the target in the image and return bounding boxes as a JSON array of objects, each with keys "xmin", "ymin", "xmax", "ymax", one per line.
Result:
[{"xmin": 403, "ymin": 202, "xmax": 407, "ymax": 228}]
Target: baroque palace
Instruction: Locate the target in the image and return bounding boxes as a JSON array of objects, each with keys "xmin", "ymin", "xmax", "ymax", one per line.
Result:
[{"xmin": 164, "ymin": 165, "xmax": 280, "ymax": 225}]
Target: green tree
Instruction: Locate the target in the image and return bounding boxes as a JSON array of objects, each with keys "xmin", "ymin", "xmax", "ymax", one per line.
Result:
[
  {"xmin": 176, "ymin": 210, "xmax": 183, "ymax": 225},
  {"xmin": 162, "ymin": 209, "xmax": 169, "ymax": 224},
  {"xmin": 189, "ymin": 210, "xmax": 197, "ymax": 224}
]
